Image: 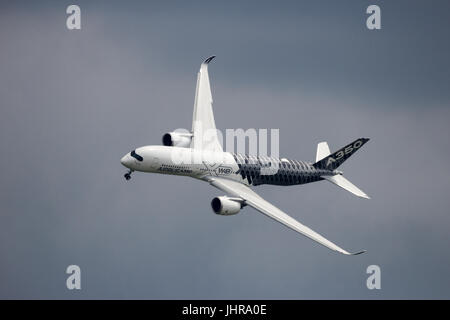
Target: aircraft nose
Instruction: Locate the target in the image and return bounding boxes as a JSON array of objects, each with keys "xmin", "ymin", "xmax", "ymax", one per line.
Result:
[{"xmin": 120, "ymin": 154, "xmax": 132, "ymax": 168}]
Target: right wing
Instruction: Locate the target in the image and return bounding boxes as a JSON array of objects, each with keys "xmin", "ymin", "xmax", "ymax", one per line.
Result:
[
  {"xmin": 208, "ymin": 177, "xmax": 365, "ymax": 255},
  {"xmin": 190, "ymin": 56, "xmax": 223, "ymax": 152}
]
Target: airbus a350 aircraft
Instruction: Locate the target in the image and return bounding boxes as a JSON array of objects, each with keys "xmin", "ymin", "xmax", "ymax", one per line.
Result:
[{"xmin": 120, "ymin": 56, "xmax": 370, "ymax": 255}]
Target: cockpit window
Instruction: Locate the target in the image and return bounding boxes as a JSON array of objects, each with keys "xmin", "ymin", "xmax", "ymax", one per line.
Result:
[{"xmin": 130, "ymin": 150, "xmax": 143, "ymax": 161}]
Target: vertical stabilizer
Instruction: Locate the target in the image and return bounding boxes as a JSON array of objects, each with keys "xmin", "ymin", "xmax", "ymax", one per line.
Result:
[{"xmin": 313, "ymin": 138, "xmax": 369, "ymax": 170}]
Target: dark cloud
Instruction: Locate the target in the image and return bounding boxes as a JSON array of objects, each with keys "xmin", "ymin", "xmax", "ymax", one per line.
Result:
[{"xmin": 1, "ymin": 0, "xmax": 450, "ymax": 299}]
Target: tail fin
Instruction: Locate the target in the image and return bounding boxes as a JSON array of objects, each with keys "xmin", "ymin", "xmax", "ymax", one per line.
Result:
[{"xmin": 313, "ymin": 138, "xmax": 369, "ymax": 170}]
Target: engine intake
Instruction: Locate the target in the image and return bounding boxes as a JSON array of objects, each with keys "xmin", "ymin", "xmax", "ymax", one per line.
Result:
[
  {"xmin": 162, "ymin": 132, "xmax": 192, "ymax": 148},
  {"xmin": 211, "ymin": 196, "xmax": 243, "ymax": 216}
]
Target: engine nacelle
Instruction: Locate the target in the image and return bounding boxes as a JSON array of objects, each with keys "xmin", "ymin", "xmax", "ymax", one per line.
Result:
[
  {"xmin": 162, "ymin": 132, "xmax": 192, "ymax": 148},
  {"xmin": 211, "ymin": 196, "xmax": 243, "ymax": 216}
]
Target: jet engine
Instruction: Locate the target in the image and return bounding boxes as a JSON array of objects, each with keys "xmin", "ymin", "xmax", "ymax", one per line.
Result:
[
  {"xmin": 211, "ymin": 196, "xmax": 244, "ymax": 216},
  {"xmin": 162, "ymin": 132, "xmax": 192, "ymax": 148}
]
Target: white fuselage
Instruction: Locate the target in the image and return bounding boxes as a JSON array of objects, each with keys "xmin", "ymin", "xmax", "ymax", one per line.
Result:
[
  {"xmin": 120, "ymin": 146, "xmax": 248, "ymax": 185},
  {"xmin": 120, "ymin": 145, "xmax": 333, "ymax": 187}
]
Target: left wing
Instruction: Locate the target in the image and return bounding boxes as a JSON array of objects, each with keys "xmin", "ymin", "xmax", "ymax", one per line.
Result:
[
  {"xmin": 190, "ymin": 56, "xmax": 223, "ymax": 152},
  {"xmin": 208, "ymin": 177, "xmax": 365, "ymax": 255}
]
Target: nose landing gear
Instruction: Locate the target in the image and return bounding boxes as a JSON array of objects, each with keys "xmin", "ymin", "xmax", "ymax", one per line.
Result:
[{"xmin": 124, "ymin": 169, "xmax": 133, "ymax": 181}]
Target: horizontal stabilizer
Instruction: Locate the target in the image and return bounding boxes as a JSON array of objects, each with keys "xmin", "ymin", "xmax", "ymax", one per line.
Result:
[
  {"xmin": 322, "ymin": 175, "xmax": 370, "ymax": 199},
  {"xmin": 316, "ymin": 141, "xmax": 331, "ymax": 162}
]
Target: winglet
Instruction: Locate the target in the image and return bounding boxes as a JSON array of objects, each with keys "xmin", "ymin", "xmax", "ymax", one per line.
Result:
[
  {"xmin": 349, "ymin": 250, "xmax": 367, "ymax": 256},
  {"xmin": 203, "ymin": 55, "xmax": 216, "ymax": 65}
]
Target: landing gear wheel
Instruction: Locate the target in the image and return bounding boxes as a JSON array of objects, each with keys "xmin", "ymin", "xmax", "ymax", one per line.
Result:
[{"xmin": 124, "ymin": 169, "xmax": 133, "ymax": 181}]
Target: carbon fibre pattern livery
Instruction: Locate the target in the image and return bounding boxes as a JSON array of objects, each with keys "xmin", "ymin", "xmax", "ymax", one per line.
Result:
[{"xmin": 232, "ymin": 154, "xmax": 333, "ymax": 186}]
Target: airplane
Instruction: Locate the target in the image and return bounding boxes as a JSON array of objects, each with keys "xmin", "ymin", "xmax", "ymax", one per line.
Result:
[{"xmin": 120, "ymin": 56, "xmax": 370, "ymax": 255}]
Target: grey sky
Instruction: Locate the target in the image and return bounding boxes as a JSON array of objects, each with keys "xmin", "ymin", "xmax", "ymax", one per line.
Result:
[{"xmin": 1, "ymin": 0, "xmax": 450, "ymax": 299}]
